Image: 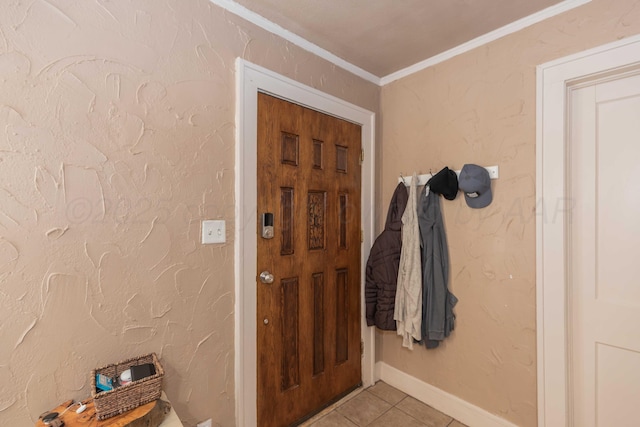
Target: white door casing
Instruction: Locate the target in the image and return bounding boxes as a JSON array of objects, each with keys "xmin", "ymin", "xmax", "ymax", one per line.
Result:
[
  {"xmin": 537, "ymin": 34, "xmax": 640, "ymax": 427},
  {"xmin": 235, "ymin": 59, "xmax": 376, "ymax": 427}
]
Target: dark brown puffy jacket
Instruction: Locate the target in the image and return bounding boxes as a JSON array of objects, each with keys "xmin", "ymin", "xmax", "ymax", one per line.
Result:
[{"xmin": 365, "ymin": 183, "xmax": 408, "ymax": 330}]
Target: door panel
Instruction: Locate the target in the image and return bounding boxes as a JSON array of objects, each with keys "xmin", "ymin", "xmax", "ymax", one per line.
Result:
[
  {"xmin": 570, "ymin": 73, "xmax": 640, "ymax": 427},
  {"xmin": 257, "ymin": 93, "xmax": 362, "ymax": 427}
]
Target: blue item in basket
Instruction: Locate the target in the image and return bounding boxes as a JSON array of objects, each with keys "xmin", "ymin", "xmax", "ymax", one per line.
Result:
[{"xmin": 96, "ymin": 373, "xmax": 113, "ymax": 392}]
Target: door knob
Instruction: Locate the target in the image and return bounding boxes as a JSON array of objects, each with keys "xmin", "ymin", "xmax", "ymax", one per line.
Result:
[{"xmin": 260, "ymin": 271, "xmax": 274, "ymax": 284}]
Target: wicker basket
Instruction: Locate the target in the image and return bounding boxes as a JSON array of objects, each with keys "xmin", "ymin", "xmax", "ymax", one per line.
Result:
[{"xmin": 91, "ymin": 353, "xmax": 164, "ymax": 420}]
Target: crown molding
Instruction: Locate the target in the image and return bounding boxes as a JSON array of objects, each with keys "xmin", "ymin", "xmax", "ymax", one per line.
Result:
[
  {"xmin": 210, "ymin": 0, "xmax": 592, "ymax": 87},
  {"xmin": 208, "ymin": 0, "xmax": 382, "ymax": 85},
  {"xmin": 380, "ymin": 0, "xmax": 592, "ymax": 85}
]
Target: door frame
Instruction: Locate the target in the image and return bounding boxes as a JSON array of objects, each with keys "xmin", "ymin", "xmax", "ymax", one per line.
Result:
[
  {"xmin": 234, "ymin": 59, "xmax": 376, "ymax": 427},
  {"xmin": 536, "ymin": 34, "xmax": 640, "ymax": 427}
]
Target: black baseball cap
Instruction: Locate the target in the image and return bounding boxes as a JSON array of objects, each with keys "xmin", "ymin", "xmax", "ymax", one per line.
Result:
[{"xmin": 428, "ymin": 167, "xmax": 458, "ymax": 200}]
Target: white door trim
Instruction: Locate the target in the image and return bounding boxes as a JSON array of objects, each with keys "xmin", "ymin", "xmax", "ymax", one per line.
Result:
[
  {"xmin": 536, "ymin": 34, "xmax": 640, "ymax": 427},
  {"xmin": 234, "ymin": 59, "xmax": 376, "ymax": 427}
]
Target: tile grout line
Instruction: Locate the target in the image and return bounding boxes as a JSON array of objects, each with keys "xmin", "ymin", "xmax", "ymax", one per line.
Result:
[
  {"xmin": 390, "ymin": 394, "xmax": 456, "ymax": 427},
  {"xmin": 362, "ymin": 400, "xmax": 396, "ymax": 426},
  {"xmin": 390, "ymin": 396, "xmax": 433, "ymax": 427}
]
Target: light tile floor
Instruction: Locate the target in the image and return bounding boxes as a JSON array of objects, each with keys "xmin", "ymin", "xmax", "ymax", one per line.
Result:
[{"xmin": 300, "ymin": 382, "xmax": 467, "ymax": 427}]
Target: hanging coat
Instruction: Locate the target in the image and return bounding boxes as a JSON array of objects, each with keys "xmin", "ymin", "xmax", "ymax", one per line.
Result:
[
  {"xmin": 365, "ymin": 183, "xmax": 408, "ymax": 330},
  {"xmin": 394, "ymin": 174, "xmax": 422, "ymax": 349},
  {"xmin": 418, "ymin": 188, "xmax": 458, "ymax": 349}
]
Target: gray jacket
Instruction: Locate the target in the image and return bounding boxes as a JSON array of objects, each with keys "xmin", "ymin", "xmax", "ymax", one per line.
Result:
[{"xmin": 418, "ymin": 188, "xmax": 457, "ymax": 349}]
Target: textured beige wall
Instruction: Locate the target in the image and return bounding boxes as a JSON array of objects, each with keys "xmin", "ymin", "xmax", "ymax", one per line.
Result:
[
  {"xmin": 0, "ymin": 1, "xmax": 379, "ymax": 426},
  {"xmin": 378, "ymin": 1, "xmax": 640, "ymax": 426}
]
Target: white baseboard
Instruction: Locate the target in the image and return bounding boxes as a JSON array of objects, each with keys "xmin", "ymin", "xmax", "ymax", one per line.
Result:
[{"xmin": 375, "ymin": 362, "xmax": 518, "ymax": 427}]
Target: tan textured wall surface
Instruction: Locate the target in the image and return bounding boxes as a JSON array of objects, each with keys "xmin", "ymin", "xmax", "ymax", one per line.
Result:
[
  {"xmin": 0, "ymin": 1, "xmax": 379, "ymax": 426},
  {"xmin": 378, "ymin": 1, "xmax": 640, "ymax": 426}
]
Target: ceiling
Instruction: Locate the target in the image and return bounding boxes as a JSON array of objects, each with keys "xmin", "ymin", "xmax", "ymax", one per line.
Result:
[{"xmin": 230, "ymin": 0, "xmax": 567, "ymax": 79}]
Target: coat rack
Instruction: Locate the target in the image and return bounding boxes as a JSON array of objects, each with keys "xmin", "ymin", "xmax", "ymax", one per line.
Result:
[{"xmin": 398, "ymin": 166, "xmax": 499, "ymax": 186}]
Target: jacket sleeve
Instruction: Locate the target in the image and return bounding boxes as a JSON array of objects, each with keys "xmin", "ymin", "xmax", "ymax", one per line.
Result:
[{"xmin": 365, "ymin": 243, "xmax": 380, "ymax": 327}]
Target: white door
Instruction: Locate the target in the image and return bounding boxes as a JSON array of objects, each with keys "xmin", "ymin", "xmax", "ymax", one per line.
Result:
[{"xmin": 569, "ymin": 71, "xmax": 640, "ymax": 426}]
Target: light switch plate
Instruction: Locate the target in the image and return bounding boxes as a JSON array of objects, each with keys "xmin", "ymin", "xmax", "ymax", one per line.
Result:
[{"xmin": 202, "ymin": 220, "xmax": 225, "ymax": 244}]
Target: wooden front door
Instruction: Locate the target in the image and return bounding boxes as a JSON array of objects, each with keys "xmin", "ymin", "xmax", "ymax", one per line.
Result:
[{"xmin": 257, "ymin": 93, "xmax": 362, "ymax": 426}]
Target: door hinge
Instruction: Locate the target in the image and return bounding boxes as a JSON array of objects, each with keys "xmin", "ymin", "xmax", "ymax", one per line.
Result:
[
  {"xmin": 361, "ymin": 340, "xmax": 365, "ymax": 356},
  {"xmin": 359, "ymin": 149, "xmax": 364, "ymax": 165},
  {"xmin": 360, "ymin": 230, "xmax": 364, "ymax": 243}
]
